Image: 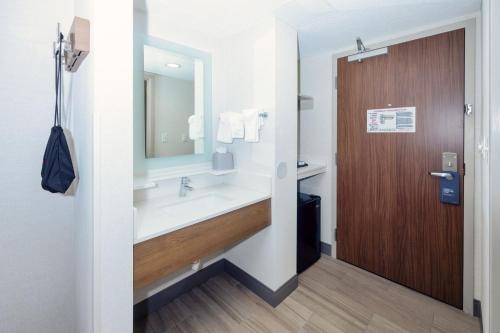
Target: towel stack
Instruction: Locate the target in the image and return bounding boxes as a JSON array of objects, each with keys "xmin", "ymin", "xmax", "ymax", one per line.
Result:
[
  {"xmin": 188, "ymin": 114, "xmax": 204, "ymax": 140},
  {"xmin": 217, "ymin": 109, "xmax": 263, "ymax": 143}
]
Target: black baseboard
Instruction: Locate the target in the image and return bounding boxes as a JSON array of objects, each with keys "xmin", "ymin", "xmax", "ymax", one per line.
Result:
[
  {"xmin": 224, "ymin": 260, "xmax": 298, "ymax": 307},
  {"xmin": 320, "ymin": 242, "xmax": 332, "ymax": 256},
  {"xmin": 134, "ymin": 259, "xmax": 299, "ymax": 320},
  {"xmin": 474, "ymin": 299, "xmax": 483, "ymax": 333},
  {"xmin": 134, "ymin": 260, "xmax": 225, "ymax": 320}
]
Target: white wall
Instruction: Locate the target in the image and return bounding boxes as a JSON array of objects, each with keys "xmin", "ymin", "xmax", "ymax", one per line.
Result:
[
  {"xmin": 489, "ymin": 0, "xmax": 500, "ymax": 329},
  {"xmin": 220, "ymin": 18, "xmax": 298, "ymax": 291},
  {"xmin": 134, "ymin": 10, "xmax": 214, "ymax": 54},
  {"xmin": 0, "ymin": 0, "xmax": 129, "ymax": 331},
  {"xmin": 298, "ymin": 54, "xmax": 335, "ymax": 249},
  {"xmin": 482, "ymin": 0, "xmax": 500, "ymax": 331},
  {"xmin": 72, "ymin": 0, "xmax": 94, "ymax": 330},
  {"xmin": 0, "ymin": 1, "xmax": 76, "ymax": 332},
  {"xmin": 212, "ymin": 19, "xmax": 277, "ymax": 287},
  {"xmin": 212, "ymin": 20, "xmax": 276, "ymax": 175},
  {"xmin": 92, "ymin": 0, "xmax": 134, "ymax": 331},
  {"xmin": 272, "ymin": 19, "xmax": 299, "ymax": 288}
]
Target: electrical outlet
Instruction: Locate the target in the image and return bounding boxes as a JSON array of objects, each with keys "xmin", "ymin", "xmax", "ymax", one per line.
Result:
[{"xmin": 161, "ymin": 132, "xmax": 168, "ymax": 143}]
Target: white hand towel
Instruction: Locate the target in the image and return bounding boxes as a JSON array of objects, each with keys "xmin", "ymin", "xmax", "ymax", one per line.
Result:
[
  {"xmin": 217, "ymin": 112, "xmax": 233, "ymax": 143},
  {"xmin": 242, "ymin": 109, "xmax": 263, "ymax": 142},
  {"xmin": 227, "ymin": 112, "xmax": 244, "ymax": 138},
  {"xmin": 188, "ymin": 114, "xmax": 204, "ymax": 140},
  {"xmin": 217, "ymin": 112, "xmax": 244, "ymax": 143}
]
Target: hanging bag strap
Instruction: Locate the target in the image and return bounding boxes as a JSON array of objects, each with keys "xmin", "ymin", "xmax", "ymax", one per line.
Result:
[{"xmin": 54, "ymin": 33, "xmax": 63, "ymax": 127}]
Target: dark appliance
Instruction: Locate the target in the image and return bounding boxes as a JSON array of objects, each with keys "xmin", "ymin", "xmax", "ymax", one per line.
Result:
[{"xmin": 297, "ymin": 193, "xmax": 321, "ymax": 274}]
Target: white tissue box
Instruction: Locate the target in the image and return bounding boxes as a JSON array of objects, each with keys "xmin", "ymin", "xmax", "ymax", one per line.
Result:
[{"xmin": 212, "ymin": 152, "xmax": 234, "ymax": 171}]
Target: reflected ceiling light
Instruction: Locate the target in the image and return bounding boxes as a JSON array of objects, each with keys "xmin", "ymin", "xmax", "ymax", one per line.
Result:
[{"xmin": 166, "ymin": 63, "xmax": 181, "ymax": 68}]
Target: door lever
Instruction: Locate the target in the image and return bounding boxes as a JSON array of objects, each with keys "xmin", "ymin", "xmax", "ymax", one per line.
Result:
[{"xmin": 429, "ymin": 172, "xmax": 453, "ymax": 180}]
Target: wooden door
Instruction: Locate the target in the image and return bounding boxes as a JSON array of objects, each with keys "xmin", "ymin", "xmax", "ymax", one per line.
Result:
[{"xmin": 337, "ymin": 29, "xmax": 465, "ymax": 308}]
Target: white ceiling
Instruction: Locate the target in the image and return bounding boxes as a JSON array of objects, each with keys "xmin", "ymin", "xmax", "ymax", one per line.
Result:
[
  {"xmin": 144, "ymin": 45, "xmax": 195, "ymax": 81},
  {"xmin": 286, "ymin": 0, "xmax": 481, "ymax": 57},
  {"xmin": 134, "ymin": 0, "xmax": 291, "ymax": 43},
  {"xmin": 135, "ymin": 0, "xmax": 481, "ymax": 58}
]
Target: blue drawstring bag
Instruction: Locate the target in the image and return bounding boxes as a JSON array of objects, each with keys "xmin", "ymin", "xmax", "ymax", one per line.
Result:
[{"xmin": 41, "ymin": 33, "xmax": 75, "ymax": 193}]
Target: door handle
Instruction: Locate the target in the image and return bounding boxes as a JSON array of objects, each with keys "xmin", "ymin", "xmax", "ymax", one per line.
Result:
[{"xmin": 429, "ymin": 172, "xmax": 453, "ymax": 180}]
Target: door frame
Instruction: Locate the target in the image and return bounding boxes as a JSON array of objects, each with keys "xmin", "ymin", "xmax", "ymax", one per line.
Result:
[
  {"xmin": 144, "ymin": 73, "xmax": 155, "ymax": 158},
  {"xmin": 331, "ymin": 17, "xmax": 479, "ymax": 314}
]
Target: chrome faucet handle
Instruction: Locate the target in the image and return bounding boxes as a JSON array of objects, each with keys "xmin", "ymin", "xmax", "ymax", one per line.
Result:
[{"xmin": 179, "ymin": 176, "xmax": 194, "ymax": 197}]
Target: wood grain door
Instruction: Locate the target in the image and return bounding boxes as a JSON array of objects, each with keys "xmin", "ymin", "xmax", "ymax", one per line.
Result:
[{"xmin": 337, "ymin": 29, "xmax": 465, "ymax": 308}]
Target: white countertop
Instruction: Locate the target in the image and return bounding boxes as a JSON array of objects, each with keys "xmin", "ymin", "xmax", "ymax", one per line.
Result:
[
  {"xmin": 297, "ymin": 163, "xmax": 327, "ymax": 180},
  {"xmin": 134, "ymin": 184, "xmax": 271, "ymax": 244}
]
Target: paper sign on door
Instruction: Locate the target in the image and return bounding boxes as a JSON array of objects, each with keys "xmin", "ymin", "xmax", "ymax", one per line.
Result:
[{"xmin": 367, "ymin": 107, "xmax": 416, "ymax": 133}]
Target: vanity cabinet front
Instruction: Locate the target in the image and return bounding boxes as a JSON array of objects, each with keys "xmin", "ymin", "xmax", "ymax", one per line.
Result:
[{"xmin": 133, "ymin": 199, "xmax": 271, "ymax": 289}]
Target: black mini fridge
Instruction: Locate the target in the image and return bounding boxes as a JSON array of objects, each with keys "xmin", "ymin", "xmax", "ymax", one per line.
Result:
[{"xmin": 297, "ymin": 193, "xmax": 321, "ymax": 274}]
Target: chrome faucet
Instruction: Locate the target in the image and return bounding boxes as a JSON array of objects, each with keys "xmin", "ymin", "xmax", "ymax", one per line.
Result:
[{"xmin": 179, "ymin": 176, "xmax": 193, "ymax": 197}]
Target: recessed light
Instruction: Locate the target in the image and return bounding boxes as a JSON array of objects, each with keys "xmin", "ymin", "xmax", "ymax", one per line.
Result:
[{"xmin": 166, "ymin": 63, "xmax": 181, "ymax": 68}]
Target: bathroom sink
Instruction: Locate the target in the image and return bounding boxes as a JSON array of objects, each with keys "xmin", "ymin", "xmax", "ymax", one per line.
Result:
[
  {"xmin": 159, "ymin": 193, "xmax": 233, "ymax": 220},
  {"xmin": 133, "ymin": 183, "xmax": 271, "ymax": 244}
]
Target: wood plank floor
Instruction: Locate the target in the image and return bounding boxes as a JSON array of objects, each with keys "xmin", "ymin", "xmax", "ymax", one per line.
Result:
[{"xmin": 134, "ymin": 256, "xmax": 480, "ymax": 333}]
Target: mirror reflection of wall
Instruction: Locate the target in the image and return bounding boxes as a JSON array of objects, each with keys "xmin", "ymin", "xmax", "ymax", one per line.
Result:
[{"xmin": 143, "ymin": 45, "xmax": 205, "ymax": 159}]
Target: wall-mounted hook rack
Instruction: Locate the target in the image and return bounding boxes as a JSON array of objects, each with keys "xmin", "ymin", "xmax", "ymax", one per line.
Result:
[{"xmin": 53, "ymin": 17, "xmax": 90, "ymax": 73}]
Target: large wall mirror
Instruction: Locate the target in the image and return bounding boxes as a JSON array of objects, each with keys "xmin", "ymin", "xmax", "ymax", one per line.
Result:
[{"xmin": 134, "ymin": 35, "xmax": 212, "ymax": 172}]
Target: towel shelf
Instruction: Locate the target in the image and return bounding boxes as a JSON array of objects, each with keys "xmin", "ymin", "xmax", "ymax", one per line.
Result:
[
  {"xmin": 133, "ymin": 163, "xmax": 237, "ymax": 190},
  {"xmin": 218, "ymin": 111, "xmax": 268, "ymax": 119},
  {"xmin": 297, "ymin": 163, "xmax": 326, "ymax": 180}
]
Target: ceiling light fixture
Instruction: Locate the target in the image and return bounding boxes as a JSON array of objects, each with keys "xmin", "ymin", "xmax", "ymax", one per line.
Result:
[{"xmin": 166, "ymin": 63, "xmax": 181, "ymax": 68}]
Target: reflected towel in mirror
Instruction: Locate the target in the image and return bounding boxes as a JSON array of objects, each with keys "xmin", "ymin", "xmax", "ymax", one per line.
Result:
[{"xmin": 188, "ymin": 114, "xmax": 204, "ymax": 140}]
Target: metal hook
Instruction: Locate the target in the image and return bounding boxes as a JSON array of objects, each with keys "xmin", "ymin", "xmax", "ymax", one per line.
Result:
[{"xmin": 53, "ymin": 22, "xmax": 69, "ymax": 61}]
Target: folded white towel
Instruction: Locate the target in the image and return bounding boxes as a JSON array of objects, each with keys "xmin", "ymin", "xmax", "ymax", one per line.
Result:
[
  {"xmin": 217, "ymin": 112, "xmax": 233, "ymax": 143},
  {"xmin": 228, "ymin": 112, "xmax": 244, "ymax": 138},
  {"xmin": 217, "ymin": 112, "xmax": 244, "ymax": 143},
  {"xmin": 242, "ymin": 109, "xmax": 263, "ymax": 142},
  {"xmin": 188, "ymin": 114, "xmax": 204, "ymax": 140}
]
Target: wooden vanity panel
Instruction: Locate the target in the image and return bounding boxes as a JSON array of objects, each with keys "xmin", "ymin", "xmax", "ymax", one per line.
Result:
[{"xmin": 134, "ymin": 199, "xmax": 271, "ymax": 289}]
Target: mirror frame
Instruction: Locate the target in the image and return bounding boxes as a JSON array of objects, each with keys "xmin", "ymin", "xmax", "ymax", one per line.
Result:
[{"xmin": 134, "ymin": 34, "xmax": 213, "ymax": 174}]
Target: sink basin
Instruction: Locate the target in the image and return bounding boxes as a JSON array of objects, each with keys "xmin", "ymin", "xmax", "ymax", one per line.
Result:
[
  {"xmin": 159, "ymin": 193, "xmax": 233, "ymax": 220},
  {"xmin": 133, "ymin": 183, "xmax": 271, "ymax": 244}
]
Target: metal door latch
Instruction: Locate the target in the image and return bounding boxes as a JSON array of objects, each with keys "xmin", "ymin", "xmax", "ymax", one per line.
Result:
[
  {"xmin": 429, "ymin": 172, "xmax": 454, "ymax": 180},
  {"xmin": 464, "ymin": 104, "xmax": 472, "ymax": 116}
]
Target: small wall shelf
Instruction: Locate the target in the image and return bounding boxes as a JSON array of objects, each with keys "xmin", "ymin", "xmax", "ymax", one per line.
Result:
[
  {"xmin": 134, "ymin": 163, "xmax": 237, "ymax": 190},
  {"xmin": 297, "ymin": 163, "xmax": 327, "ymax": 180}
]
